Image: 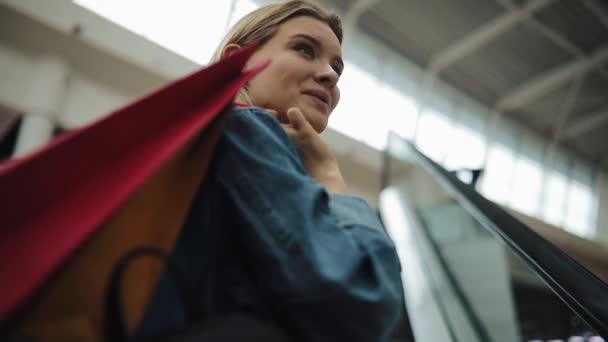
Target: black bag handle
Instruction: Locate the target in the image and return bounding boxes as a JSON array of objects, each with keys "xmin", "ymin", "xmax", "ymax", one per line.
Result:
[{"xmin": 104, "ymin": 245, "xmax": 195, "ymax": 342}]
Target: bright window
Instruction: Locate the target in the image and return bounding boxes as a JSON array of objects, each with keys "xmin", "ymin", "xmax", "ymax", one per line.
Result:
[
  {"xmin": 330, "ymin": 64, "xmax": 421, "ymax": 150},
  {"xmin": 480, "ymin": 144, "xmax": 516, "ymax": 204},
  {"xmin": 415, "ymin": 109, "xmax": 453, "ymax": 163},
  {"xmin": 376, "ymin": 84, "xmax": 419, "ymax": 141},
  {"xmin": 328, "ymin": 62, "xmax": 380, "ymax": 147},
  {"xmin": 74, "ymin": 0, "xmax": 258, "ymax": 63},
  {"xmin": 564, "ymin": 181, "xmax": 594, "ymax": 237},
  {"xmin": 542, "ymin": 171, "xmax": 568, "ymax": 225},
  {"xmin": 444, "ymin": 124, "xmax": 486, "ymax": 170},
  {"xmin": 509, "ymin": 157, "xmax": 543, "ymax": 216}
]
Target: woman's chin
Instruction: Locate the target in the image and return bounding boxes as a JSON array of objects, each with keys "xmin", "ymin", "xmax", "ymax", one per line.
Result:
[
  {"xmin": 306, "ymin": 113, "xmax": 328, "ymax": 133},
  {"xmin": 292, "ymin": 99, "xmax": 330, "ymax": 132}
]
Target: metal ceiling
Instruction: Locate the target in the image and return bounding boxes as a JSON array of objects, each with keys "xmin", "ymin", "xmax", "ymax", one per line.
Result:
[{"xmin": 320, "ymin": 0, "xmax": 608, "ymax": 167}]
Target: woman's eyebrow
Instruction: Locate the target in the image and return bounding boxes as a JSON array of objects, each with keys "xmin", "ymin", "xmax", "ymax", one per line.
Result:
[
  {"xmin": 290, "ymin": 33, "xmax": 322, "ymax": 48},
  {"xmin": 290, "ymin": 33, "xmax": 344, "ymax": 68}
]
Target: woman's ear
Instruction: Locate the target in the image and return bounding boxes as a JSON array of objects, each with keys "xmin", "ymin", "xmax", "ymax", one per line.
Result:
[{"xmin": 221, "ymin": 43, "xmax": 242, "ymax": 59}]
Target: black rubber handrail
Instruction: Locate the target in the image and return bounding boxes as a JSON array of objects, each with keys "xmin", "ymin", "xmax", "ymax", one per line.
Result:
[{"xmin": 385, "ymin": 135, "xmax": 608, "ymax": 336}]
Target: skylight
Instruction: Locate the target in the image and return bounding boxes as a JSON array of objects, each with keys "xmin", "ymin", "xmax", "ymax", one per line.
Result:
[{"xmin": 74, "ymin": 0, "xmax": 239, "ymax": 63}]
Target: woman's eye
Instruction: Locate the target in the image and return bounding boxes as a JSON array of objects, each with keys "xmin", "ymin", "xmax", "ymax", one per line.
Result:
[
  {"xmin": 295, "ymin": 43, "xmax": 315, "ymax": 58},
  {"xmin": 333, "ymin": 66, "xmax": 343, "ymax": 77}
]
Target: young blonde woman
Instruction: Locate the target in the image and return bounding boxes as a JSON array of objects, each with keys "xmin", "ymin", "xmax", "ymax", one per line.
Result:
[{"xmin": 139, "ymin": 1, "xmax": 404, "ymax": 340}]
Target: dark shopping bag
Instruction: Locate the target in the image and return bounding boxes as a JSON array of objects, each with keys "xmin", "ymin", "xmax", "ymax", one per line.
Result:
[
  {"xmin": 103, "ymin": 246, "xmax": 291, "ymax": 342},
  {"xmin": 0, "ymin": 45, "xmax": 266, "ymax": 341}
]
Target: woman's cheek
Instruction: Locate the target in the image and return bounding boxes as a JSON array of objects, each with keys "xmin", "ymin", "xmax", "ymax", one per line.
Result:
[{"xmin": 332, "ymin": 89, "xmax": 340, "ymax": 111}]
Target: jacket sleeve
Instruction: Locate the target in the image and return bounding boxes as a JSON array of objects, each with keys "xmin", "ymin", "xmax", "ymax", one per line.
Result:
[{"xmin": 213, "ymin": 107, "xmax": 404, "ymax": 341}]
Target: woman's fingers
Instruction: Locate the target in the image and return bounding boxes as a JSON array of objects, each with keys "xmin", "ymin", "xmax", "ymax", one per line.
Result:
[
  {"xmin": 281, "ymin": 107, "xmax": 347, "ymax": 194},
  {"xmin": 286, "ymin": 107, "xmax": 311, "ymax": 132}
]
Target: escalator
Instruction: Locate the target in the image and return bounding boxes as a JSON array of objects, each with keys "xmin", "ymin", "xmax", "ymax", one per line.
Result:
[{"xmin": 379, "ymin": 133, "xmax": 608, "ymax": 341}]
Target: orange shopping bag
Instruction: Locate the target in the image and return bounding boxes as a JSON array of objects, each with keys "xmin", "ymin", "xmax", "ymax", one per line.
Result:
[{"xmin": 0, "ymin": 45, "xmax": 267, "ymax": 340}]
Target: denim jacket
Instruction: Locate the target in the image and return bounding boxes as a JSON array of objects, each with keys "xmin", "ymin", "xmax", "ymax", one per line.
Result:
[{"xmin": 137, "ymin": 107, "xmax": 404, "ymax": 341}]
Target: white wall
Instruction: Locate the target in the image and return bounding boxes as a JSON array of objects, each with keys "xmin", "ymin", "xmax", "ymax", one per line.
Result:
[
  {"xmin": 0, "ymin": 43, "xmax": 34, "ymax": 113},
  {"xmin": 0, "ymin": 42, "xmax": 128, "ymax": 126}
]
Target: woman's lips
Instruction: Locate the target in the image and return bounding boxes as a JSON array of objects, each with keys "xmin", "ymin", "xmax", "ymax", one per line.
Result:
[
  {"xmin": 302, "ymin": 90, "xmax": 330, "ymax": 113},
  {"xmin": 305, "ymin": 94, "xmax": 329, "ymax": 113},
  {"xmin": 302, "ymin": 89, "xmax": 330, "ymax": 106}
]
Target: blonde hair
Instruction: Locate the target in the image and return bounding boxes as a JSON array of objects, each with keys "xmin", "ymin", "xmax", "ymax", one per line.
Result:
[{"xmin": 211, "ymin": 0, "xmax": 343, "ymax": 105}]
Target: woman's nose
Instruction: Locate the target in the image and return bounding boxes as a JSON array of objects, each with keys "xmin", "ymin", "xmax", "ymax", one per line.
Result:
[{"xmin": 314, "ymin": 64, "xmax": 339, "ymax": 88}]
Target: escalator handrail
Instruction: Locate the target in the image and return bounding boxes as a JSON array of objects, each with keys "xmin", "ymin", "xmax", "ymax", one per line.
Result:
[{"xmin": 386, "ymin": 136, "xmax": 608, "ymax": 336}]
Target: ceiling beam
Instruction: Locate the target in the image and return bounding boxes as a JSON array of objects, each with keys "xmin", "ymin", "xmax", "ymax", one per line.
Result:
[
  {"xmin": 581, "ymin": 0, "xmax": 608, "ymax": 30},
  {"xmin": 526, "ymin": 21, "xmax": 584, "ymax": 57},
  {"xmin": 560, "ymin": 106, "xmax": 608, "ymax": 141},
  {"xmin": 496, "ymin": 46, "xmax": 608, "ymax": 111},
  {"xmin": 427, "ymin": 0, "xmax": 554, "ymax": 74},
  {"xmin": 495, "ymin": 0, "xmax": 584, "ymax": 57},
  {"xmin": 553, "ymin": 75, "xmax": 583, "ymax": 138},
  {"xmin": 544, "ymin": 75, "xmax": 583, "ymax": 170}
]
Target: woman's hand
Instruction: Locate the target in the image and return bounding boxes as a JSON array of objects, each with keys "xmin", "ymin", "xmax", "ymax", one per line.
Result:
[{"xmin": 269, "ymin": 107, "xmax": 347, "ymax": 194}]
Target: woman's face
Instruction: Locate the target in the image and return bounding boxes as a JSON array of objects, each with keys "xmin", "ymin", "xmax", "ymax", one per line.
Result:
[{"xmin": 244, "ymin": 16, "xmax": 343, "ymax": 133}]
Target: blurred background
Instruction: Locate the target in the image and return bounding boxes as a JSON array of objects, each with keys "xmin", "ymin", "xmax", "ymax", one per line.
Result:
[{"xmin": 1, "ymin": 0, "xmax": 608, "ymax": 341}]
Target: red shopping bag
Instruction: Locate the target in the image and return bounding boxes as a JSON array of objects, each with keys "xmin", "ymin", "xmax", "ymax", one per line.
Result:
[{"xmin": 0, "ymin": 45, "xmax": 266, "ymax": 339}]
